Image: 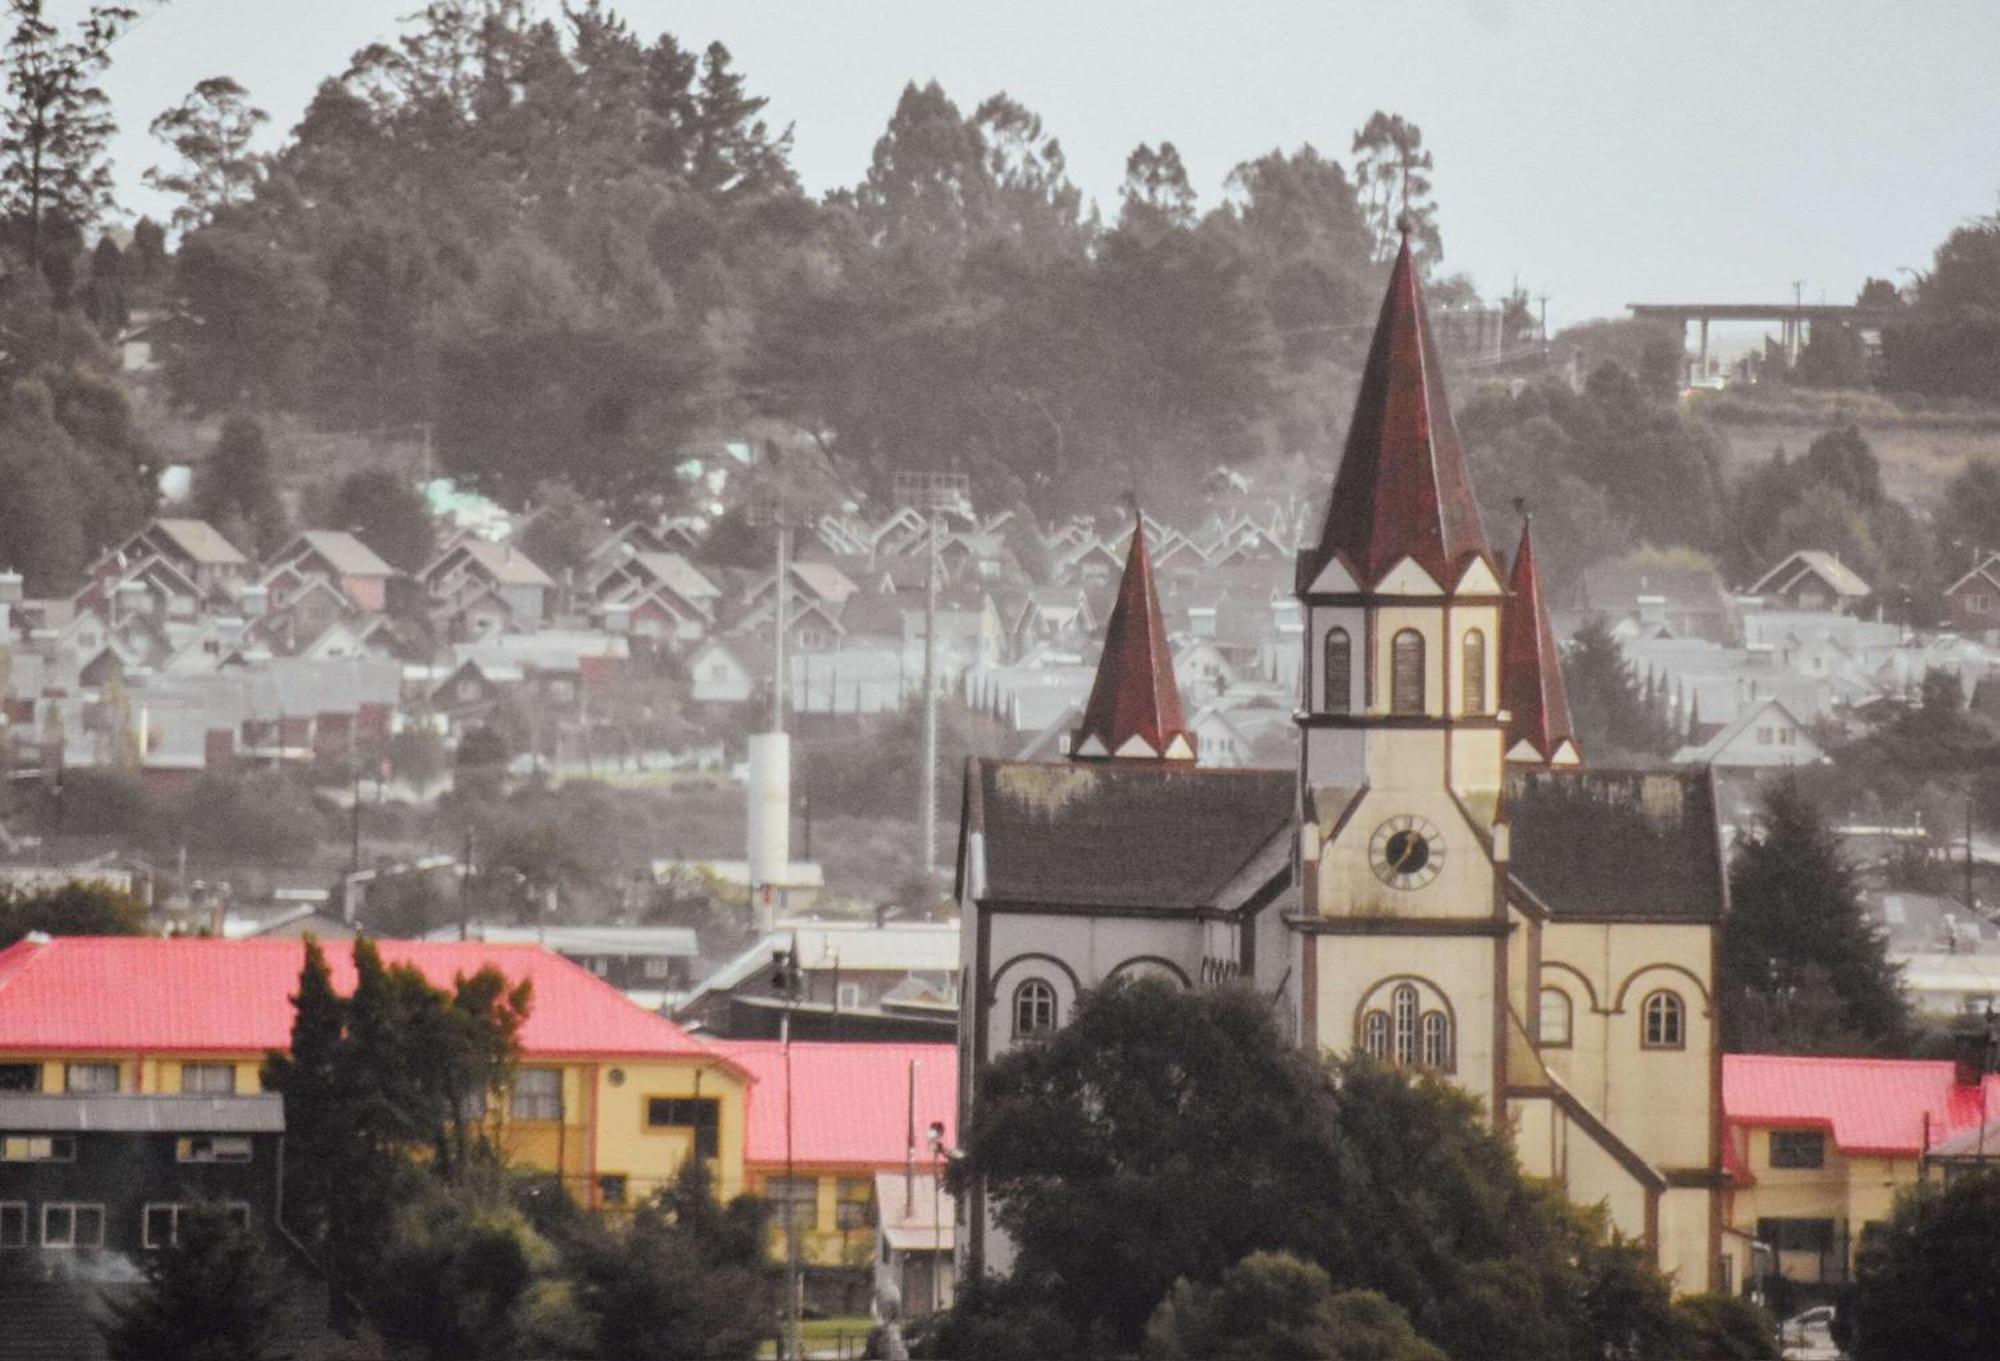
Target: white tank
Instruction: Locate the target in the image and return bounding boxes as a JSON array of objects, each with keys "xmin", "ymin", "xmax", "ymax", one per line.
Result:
[{"xmin": 746, "ymin": 731, "xmax": 791, "ymax": 929}]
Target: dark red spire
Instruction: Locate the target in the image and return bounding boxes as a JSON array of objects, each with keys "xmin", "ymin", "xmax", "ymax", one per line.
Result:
[
  {"xmin": 1501, "ymin": 520, "xmax": 1580, "ymax": 767},
  {"xmin": 1072, "ymin": 521, "xmax": 1196, "ymax": 761},
  {"xmin": 1302, "ymin": 234, "xmax": 1491, "ymax": 591}
]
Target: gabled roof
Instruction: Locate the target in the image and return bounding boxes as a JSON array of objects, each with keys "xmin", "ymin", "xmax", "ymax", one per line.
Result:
[
  {"xmin": 1944, "ymin": 553, "xmax": 2000, "ymax": 599},
  {"xmin": 152, "ymin": 518, "xmax": 250, "ymax": 567},
  {"xmin": 1501, "ymin": 521, "xmax": 1579, "ymax": 767},
  {"xmin": 1679, "ymin": 694, "xmax": 1819, "ymax": 765},
  {"xmin": 429, "ymin": 538, "xmax": 556, "ymax": 589},
  {"xmin": 965, "ymin": 759, "xmax": 1293, "ymax": 910},
  {"xmin": 285, "ymin": 530, "xmax": 395, "ymax": 579},
  {"xmin": 1301, "ymin": 235, "xmax": 1491, "ymax": 591},
  {"xmin": 1507, "ymin": 768, "xmax": 1725, "ymax": 921},
  {"xmin": 0, "ymin": 936, "xmax": 722, "ymax": 1062},
  {"xmin": 631, "ymin": 551, "xmax": 720, "ymax": 601},
  {"xmin": 714, "ymin": 1041, "xmax": 956, "ymax": 1168},
  {"xmin": 1750, "ymin": 549, "xmax": 1871, "ymax": 600},
  {"xmin": 1723, "ymin": 1054, "xmax": 2000, "ymax": 1159},
  {"xmin": 1072, "ymin": 523, "xmax": 1196, "ymax": 761}
]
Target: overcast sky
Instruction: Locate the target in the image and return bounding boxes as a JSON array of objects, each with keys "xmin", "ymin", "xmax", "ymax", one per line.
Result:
[{"xmin": 95, "ymin": 0, "xmax": 2000, "ymax": 328}]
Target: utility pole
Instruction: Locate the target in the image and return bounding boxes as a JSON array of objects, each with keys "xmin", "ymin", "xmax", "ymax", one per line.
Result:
[
  {"xmin": 771, "ymin": 942, "xmax": 803, "ymax": 1361},
  {"xmin": 1536, "ymin": 293, "xmax": 1550, "ymax": 344},
  {"xmin": 894, "ymin": 473, "xmax": 969, "ymax": 878}
]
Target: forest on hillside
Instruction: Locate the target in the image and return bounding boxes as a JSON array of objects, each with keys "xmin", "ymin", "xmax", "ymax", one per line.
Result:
[{"xmin": 2, "ymin": 0, "xmax": 2000, "ymax": 604}]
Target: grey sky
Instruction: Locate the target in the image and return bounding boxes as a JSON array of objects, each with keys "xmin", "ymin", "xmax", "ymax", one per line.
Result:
[{"xmin": 97, "ymin": 0, "xmax": 2000, "ymax": 327}]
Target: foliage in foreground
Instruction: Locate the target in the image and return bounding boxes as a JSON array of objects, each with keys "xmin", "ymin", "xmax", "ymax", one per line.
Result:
[
  {"xmin": 940, "ymin": 977, "xmax": 1710, "ymax": 1361},
  {"xmin": 101, "ymin": 1206, "xmax": 289, "ymax": 1361},
  {"xmin": 1143, "ymin": 1252, "xmax": 1445, "ymax": 1361},
  {"xmin": 1849, "ymin": 1169, "xmax": 2000, "ymax": 1361}
]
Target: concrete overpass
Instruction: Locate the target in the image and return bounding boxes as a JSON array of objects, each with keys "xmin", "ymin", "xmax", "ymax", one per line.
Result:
[{"xmin": 1627, "ymin": 302, "xmax": 1907, "ymax": 374}]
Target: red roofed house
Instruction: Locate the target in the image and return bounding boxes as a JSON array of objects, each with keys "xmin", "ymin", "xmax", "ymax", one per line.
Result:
[
  {"xmin": 716, "ymin": 1040, "xmax": 956, "ymax": 1317},
  {"xmin": 0, "ymin": 936, "xmax": 750, "ymax": 1217},
  {"xmin": 1721, "ymin": 1053, "xmax": 2000, "ymax": 1294}
]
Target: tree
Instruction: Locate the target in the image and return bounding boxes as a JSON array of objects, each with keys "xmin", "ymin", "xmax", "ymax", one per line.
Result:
[
  {"xmin": 1117, "ymin": 141, "xmax": 1195, "ymax": 242},
  {"xmin": 145, "ymin": 75, "xmax": 268, "ymax": 229},
  {"xmin": 1564, "ymin": 618, "xmax": 1680, "ymax": 761},
  {"xmin": 101, "ymin": 1204, "xmax": 289, "ymax": 1361},
  {"xmin": 1144, "ymin": 1255, "xmax": 1445, "ymax": 1361},
  {"xmin": 0, "ymin": 0, "xmax": 135, "ymax": 266},
  {"xmin": 1350, "ymin": 112, "xmax": 1440, "ymax": 265},
  {"xmin": 0, "ymin": 879, "xmax": 146, "ymax": 947},
  {"xmin": 1933, "ymin": 457, "xmax": 2000, "ymax": 574},
  {"xmin": 952, "ymin": 978, "xmax": 1689, "ymax": 1361},
  {"xmin": 260, "ymin": 937, "xmax": 353, "ymax": 1255},
  {"xmin": 1673, "ymin": 1294, "xmax": 1780, "ymax": 1360},
  {"xmin": 328, "ymin": 466, "xmax": 435, "ymax": 573},
  {"xmin": 193, "ymin": 415, "xmax": 287, "ymax": 558},
  {"xmin": 1848, "ymin": 1170, "xmax": 2000, "ymax": 1361},
  {"xmin": 517, "ymin": 480, "xmax": 606, "ymax": 585},
  {"xmin": 1720, "ymin": 779, "xmax": 1909, "ymax": 1052}
]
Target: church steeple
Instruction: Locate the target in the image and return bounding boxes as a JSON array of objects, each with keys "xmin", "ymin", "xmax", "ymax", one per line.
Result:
[
  {"xmin": 1300, "ymin": 232, "xmax": 1492, "ymax": 594},
  {"xmin": 1072, "ymin": 520, "xmax": 1195, "ymax": 762},
  {"xmin": 1501, "ymin": 519, "xmax": 1581, "ymax": 768}
]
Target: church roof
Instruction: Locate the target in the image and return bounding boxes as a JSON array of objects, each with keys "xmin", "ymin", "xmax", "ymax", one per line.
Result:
[
  {"xmin": 1506, "ymin": 768, "xmax": 1726, "ymax": 921},
  {"xmin": 1072, "ymin": 522, "xmax": 1196, "ymax": 761},
  {"xmin": 1301, "ymin": 235, "xmax": 1491, "ymax": 591},
  {"xmin": 963, "ymin": 760, "xmax": 1292, "ymax": 911},
  {"xmin": 1501, "ymin": 521, "xmax": 1579, "ymax": 766}
]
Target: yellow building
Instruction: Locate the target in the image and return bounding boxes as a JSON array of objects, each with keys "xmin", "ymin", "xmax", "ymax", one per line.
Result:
[
  {"xmin": 0, "ymin": 935, "xmax": 750, "ymax": 1209},
  {"xmin": 1720, "ymin": 1054, "xmax": 2000, "ymax": 1295}
]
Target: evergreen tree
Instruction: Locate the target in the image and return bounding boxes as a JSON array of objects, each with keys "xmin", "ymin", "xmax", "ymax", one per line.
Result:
[
  {"xmin": 1849, "ymin": 1170, "xmax": 2000, "ymax": 1361},
  {"xmin": 260, "ymin": 936, "xmax": 353, "ymax": 1256},
  {"xmin": 1720, "ymin": 779, "xmax": 1909, "ymax": 1052},
  {"xmin": 1563, "ymin": 618, "xmax": 1680, "ymax": 761},
  {"xmin": 0, "ymin": 0, "xmax": 134, "ymax": 266},
  {"xmin": 145, "ymin": 75, "xmax": 268, "ymax": 229},
  {"xmin": 328, "ymin": 467, "xmax": 434, "ymax": 573},
  {"xmin": 101, "ymin": 1205, "xmax": 288, "ymax": 1361},
  {"xmin": 1144, "ymin": 1256, "xmax": 1446, "ymax": 1361},
  {"xmin": 194, "ymin": 414, "xmax": 287, "ymax": 557}
]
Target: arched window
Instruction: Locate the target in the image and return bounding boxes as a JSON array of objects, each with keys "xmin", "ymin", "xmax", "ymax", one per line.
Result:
[
  {"xmin": 1392, "ymin": 984, "xmax": 1419, "ymax": 1065},
  {"xmin": 1420, "ymin": 1011, "xmax": 1453, "ymax": 1072},
  {"xmin": 1539, "ymin": 988, "xmax": 1573, "ymax": 1048},
  {"xmin": 1391, "ymin": 630, "xmax": 1425, "ymax": 715},
  {"xmin": 1642, "ymin": 990, "xmax": 1685, "ymax": 1050},
  {"xmin": 1013, "ymin": 979, "xmax": 1057, "ymax": 1039},
  {"xmin": 1462, "ymin": 629, "xmax": 1487, "ymax": 715},
  {"xmin": 1323, "ymin": 628, "xmax": 1352, "ymax": 714},
  {"xmin": 1360, "ymin": 1010, "xmax": 1390, "ymax": 1060}
]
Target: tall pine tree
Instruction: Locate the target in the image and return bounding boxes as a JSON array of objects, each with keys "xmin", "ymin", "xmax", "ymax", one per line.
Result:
[{"xmin": 1720, "ymin": 779, "xmax": 1909, "ymax": 1053}]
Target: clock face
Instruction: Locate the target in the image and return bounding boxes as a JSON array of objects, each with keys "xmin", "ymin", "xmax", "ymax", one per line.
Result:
[{"xmin": 1369, "ymin": 814, "xmax": 1444, "ymax": 890}]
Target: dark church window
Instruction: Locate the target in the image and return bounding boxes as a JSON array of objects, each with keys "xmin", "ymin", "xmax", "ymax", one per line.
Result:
[
  {"xmin": 1014, "ymin": 979, "xmax": 1057, "ymax": 1039},
  {"xmin": 1391, "ymin": 630, "xmax": 1425, "ymax": 715},
  {"xmin": 1642, "ymin": 991, "xmax": 1685, "ymax": 1049},
  {"xmin": 1462, "ymin": 629, "xmax": 1487, "ymax": 715},
  {"xmin": 1323, "ymin": 628, "xmax": 1352, "ymax": 714}
]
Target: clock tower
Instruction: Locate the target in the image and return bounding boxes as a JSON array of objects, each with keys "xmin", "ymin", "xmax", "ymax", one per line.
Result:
[{"xmin": 1292, "ymin": 230, "xmax": 1514, "ymax": 1109}]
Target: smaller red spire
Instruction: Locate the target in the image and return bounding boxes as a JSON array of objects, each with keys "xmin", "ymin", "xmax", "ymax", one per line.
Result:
[
  {"xmin": 1501, "ymin": 520, "xmax": 1581, "ymax": 768},
  {"xmin": 1072, "ymin": 520, "xmax": 1196, "ymax": 762}
]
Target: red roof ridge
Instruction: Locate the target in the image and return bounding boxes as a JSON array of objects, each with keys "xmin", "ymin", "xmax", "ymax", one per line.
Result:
[
  {"xmin": 1071, "ymin": 521, "xmax": 1196, "ymax": 762},
  {"xmin": 1302, "ymin": 235, "xmax": 1492, "ymax": 591},
  {"xmin": 1501, "ymin": 519, "xmax": 1579, "ymax": 766}
]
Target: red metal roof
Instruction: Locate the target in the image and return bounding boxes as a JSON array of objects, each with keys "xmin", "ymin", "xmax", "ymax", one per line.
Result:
[
  {"xmin": 715, "ymin": 1040, "xmax": 957, "ymax": 1169},
  {"xmin": 1071, "ymin": 522, "xmax": 1196, "ymax": 761},
  {"xmin": 1501, "ymin": 520, "xmax": 1578, "ymax": 764},
  {"xmin": 0, "ymin": 936, "xmax": 721, "ymax": 1062},
  {"xmin": 1303, "ymin": 235, "xmax": 1491, "ymax": 591},
  {"xmin": 1723, "ymin": 1054, "xmax": 2000, "ymax": 1158}
]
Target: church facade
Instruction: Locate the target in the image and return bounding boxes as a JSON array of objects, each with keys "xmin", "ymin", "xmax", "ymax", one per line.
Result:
[{"xmin": 955, "ymin": 237, "xmax": 1726, "ymax": 1291}]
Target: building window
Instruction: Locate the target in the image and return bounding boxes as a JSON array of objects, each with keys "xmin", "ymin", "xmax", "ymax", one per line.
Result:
[
  {"xmin": 2, "ymin": 1134, "xmax": 75, "ymax": 1163},
  {"xmin": 835, "ymin": 1178, "xmax": 873, "ymax": 1231},
  {"xmin": 65, "ymin": 1063, "xmax": 118, "ymax": 1094},
  {"xmin": 181, "ymin": 1063, "xmax": 237, "ymax": 1095},
  {"xmin": 597, "ymin": 1175, "xmax": 628, "ymax": 1207},
  {"xmin": 0, "ymin": 1203, "xmax": 24, "ymax": 1249},
  {"xmin": 1642, "ymin": 990, "xmax": 1686, "ymax": 1049},
  {"xmin": 1420, "ymin": 1011, "xmax": 1454, "ymax": 1072},
  {"xmin": 1462, "ymin": 629, "xmax": 1487, "ymax": 715},
  {"xmin": 0, "ymin": 1064, "xmax": 38, "ymax": 1092},
  {"xmin": 643, "ymin": 957, "xmax": 673, "ymax": 980},
  {"xmin": 1324, "ymin": 628, "xmax": 1352, "ymax": 714},
  {"xmin": 646, "ymin": 1097, "xmax": 720, "ymax": 1159},
  {"xmin": 1770, "ymin": 1131, "xmax": 1827, "ymax": 1170},
  {"xmin": 143, "ymin": 1203, "xmax": 250, "ymax": 1249},
  {"xmin": 1392, "ymin": 984, "xmax": 1419, "ymax": 1065},
  {"xmin": 766, "ymin": 1177, "xmax": 818, "ymax": 1230},
  {"xmin": 1539, "ymin": 989, "xmax": 1573, "ymax": 1048},
  {"xmin": 510, "ymin": 1069, "xmax": 563, "ymax": 1122},
  {"xmin": 41, "ymin": 1203, "xmax": 105, "ymax": 1250},
  {"xmin": 177, "ymin": 1136, "xmax": 252, "ymax": 1164},
  {"xmin": 1391, "ymin": 630, "xmax": 1425, "ymax": 715},
  {"xmin": 1360, "ymin": 1010, "xmax": 1390, "ymax": 1060},
  {"xmin": 1013, "ymin": 979, "xmax": 1057, "ymax": 1039},
  {"xmin": 1756, "ymin": 1217, "xmax": 1835, "ymax": 1254}
]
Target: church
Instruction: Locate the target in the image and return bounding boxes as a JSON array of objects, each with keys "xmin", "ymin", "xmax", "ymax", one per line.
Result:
[{"xmin": 953, "ymin": 234, "xmax": 1728, "ymax": 1292}]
